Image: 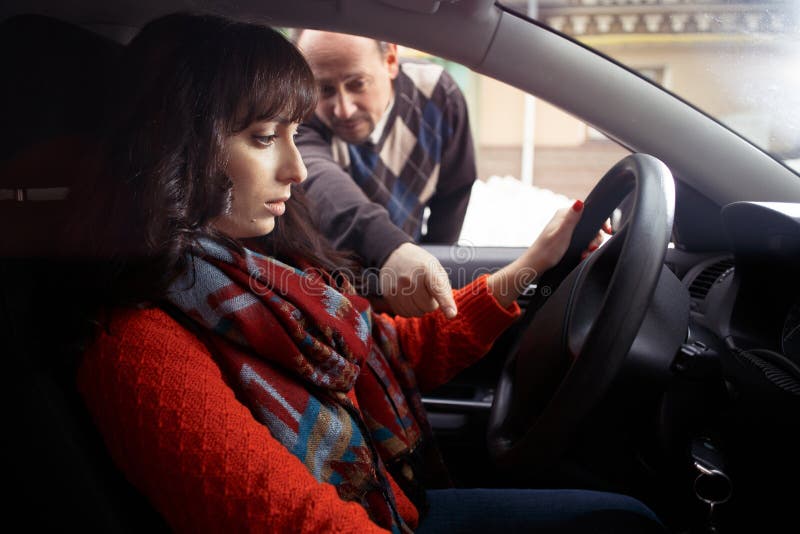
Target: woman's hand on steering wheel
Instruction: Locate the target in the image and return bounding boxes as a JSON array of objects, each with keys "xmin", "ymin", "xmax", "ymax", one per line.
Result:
[{"xmin": 487, "ymin": 200, "xmax": 607, "ymax": 309}]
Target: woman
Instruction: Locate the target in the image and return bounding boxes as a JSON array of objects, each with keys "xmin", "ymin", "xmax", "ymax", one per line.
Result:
[{"xmin": 74, "ymin": 13, "xmax": 663, "ymax": 534}]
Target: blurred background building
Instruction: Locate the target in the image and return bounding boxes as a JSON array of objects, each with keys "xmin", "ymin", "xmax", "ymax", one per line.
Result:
[{"xmin": 404, "ymin": 0, "xmax": 799, "ymax": 204}]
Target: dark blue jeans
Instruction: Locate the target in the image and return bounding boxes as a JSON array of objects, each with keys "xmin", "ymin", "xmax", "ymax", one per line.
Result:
[{"xmin": 416, "ymin": 488, "xmax": 666, "ymax": 533}]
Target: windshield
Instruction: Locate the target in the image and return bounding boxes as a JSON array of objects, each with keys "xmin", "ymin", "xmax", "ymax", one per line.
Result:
[{"xmin": 500, "ymin": 0, "xmax": 800, "ymax": 171}]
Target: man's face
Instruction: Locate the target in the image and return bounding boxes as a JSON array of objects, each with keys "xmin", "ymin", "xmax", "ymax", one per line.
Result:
[{"xmin": 298, "ymin": 31, "xmax": 398, "ymax": 144}]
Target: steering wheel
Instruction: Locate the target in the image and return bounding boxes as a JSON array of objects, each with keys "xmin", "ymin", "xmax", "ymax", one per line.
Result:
[{"xmin": 487, "ymin": 153, "xmax": 675, "ymax": 472}]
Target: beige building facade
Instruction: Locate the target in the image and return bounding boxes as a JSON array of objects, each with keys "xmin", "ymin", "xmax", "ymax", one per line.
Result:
[{"xmin": 466, "ymin": 0, "xmax": 799, "ymax": 200}]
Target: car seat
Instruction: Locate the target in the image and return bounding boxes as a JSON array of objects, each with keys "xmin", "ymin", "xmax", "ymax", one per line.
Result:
[{"xmin": 0, "ymin": 14, "xmax": 168, "ymax": 531}]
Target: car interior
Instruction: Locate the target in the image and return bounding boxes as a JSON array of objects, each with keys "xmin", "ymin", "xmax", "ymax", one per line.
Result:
[
  {"xmin": 3, "ymin": 1, "xmax": 799, "ymax": 533},
  {"xmin": 1, "ymin": 13, "xmax": 170, "ymax": 532}
]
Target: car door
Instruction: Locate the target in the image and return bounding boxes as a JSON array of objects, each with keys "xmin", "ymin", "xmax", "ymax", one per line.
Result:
[{"xmin": 421, "ymin": 244, "xmax": 527, "ymax": 484}]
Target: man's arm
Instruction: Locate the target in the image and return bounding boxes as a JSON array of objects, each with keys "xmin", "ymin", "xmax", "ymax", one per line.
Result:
[
  {"xmin": 297, "ymin": 122, "xmax": 411, "ymax": 269},
  {"xmin": 297, "ymin": 122, "xmax": 457, "ymax": 318},
  {"xmin": 421, "ymin": 73, "xmax": 477, "ymax": 244}
]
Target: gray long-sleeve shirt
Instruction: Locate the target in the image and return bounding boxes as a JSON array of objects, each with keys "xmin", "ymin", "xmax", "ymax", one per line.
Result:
[{"xmin": 297, "ymin": 61, "xmax": 477, "ymax": 269}]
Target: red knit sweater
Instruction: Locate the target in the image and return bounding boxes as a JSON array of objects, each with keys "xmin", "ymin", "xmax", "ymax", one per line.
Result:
[{"xmin": 77, "ymin": 275, "xmax": 520, "ymax": 533}]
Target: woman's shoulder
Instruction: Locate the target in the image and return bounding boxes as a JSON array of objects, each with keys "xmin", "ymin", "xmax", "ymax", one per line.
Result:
[
  {"xmin": 80, "ymin": 306, "xmax": 211, "ymax": 375},
  {"xmin": 103, "ymin": 307, "xmax": 199, "ymax": 341},
  {"xmin": 77, "ymin": 305, "xmax": 226, "ymax": 421}
]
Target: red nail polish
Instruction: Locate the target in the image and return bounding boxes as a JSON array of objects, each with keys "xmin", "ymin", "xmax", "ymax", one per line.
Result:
[
  {"xmin": 589, "ymin": 244, "xmax": 599, "ymax": 251},
  {"xmin": 572, "ymin": 200, "xmax": 584, "ymax": 212}
]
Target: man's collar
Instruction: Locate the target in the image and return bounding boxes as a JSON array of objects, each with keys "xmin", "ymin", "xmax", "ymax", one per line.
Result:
[{"xmin": 368, "ymin": 92, "xmax": 395, "ymax": 145}]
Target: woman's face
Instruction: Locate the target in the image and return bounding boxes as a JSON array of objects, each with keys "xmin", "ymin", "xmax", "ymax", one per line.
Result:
[{"xmin": 213, "ymin": 119, "xmax": 306, "ymax": 238}]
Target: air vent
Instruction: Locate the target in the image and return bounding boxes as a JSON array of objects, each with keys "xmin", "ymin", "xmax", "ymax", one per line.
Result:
[
  {"xmin": 738, "ymin": 350, "xmax": 800, "ymax": 396},
  {"xmin": 688, "ymin": 258, "xmax": 735, "ymax": 300}
]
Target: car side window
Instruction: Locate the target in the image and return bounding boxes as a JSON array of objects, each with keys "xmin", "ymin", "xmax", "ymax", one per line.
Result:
[{"xmin": 406, "ymin": 52, "xmax": 631, "ymax": 247}]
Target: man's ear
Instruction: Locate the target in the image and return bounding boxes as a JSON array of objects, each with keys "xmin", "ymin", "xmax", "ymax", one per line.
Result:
[{"xmin": 385, "ymin": 43, "xmax": 400, "ymax": 80}]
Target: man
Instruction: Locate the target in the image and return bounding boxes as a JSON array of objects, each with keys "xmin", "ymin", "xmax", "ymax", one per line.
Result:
[{"xmin": 295, "ymin": 30, "xmax": 478, "ymax": 318}]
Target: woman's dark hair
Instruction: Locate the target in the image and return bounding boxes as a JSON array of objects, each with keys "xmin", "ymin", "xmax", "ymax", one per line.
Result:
[{"xmin": 68, "ymin": 12, "xmax": 358, "ymax": 307}]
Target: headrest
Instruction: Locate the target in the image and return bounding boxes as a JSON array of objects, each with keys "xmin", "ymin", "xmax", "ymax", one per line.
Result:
[
  {"xmin": 0, "ymin": 15, "xmax": 122, "ymax": 257},
  {"xmin": 0, "ymin": 14, "xmax": 122, "ymax": 167}
]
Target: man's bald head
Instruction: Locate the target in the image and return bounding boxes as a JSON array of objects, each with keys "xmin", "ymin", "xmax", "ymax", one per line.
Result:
[{"xmin": 293, "ymin": 29, "xmax": 389, "ymax": 56}]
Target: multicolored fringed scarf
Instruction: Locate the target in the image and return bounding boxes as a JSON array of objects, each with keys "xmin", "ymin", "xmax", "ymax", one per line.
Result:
[{"xmin": 166, "ymin": 238, "xmax": 439, "ymax": 533}]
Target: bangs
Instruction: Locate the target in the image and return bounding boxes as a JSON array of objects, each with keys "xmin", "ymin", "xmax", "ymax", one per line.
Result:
[{"xmin": 223, "ymin": 24, "xmax": 317, "ymax": 131}]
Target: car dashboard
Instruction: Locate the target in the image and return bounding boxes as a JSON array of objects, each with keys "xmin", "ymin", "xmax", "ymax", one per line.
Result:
[
  {"xmin": 427, "ymin": 200, "xmax": 799, "ymax": 530},
  {"xmin": 659, "ymin": 201, "xmax": 800, "ymax": 529},
  {"xmin": 677, "ymin": 201, "xmax": 800, "ymax": 391}
]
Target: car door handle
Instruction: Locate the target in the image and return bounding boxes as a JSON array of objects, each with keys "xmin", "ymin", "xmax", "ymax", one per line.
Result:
[{"xmin": 422, "ymin": 395, "xmax": 493, "ymax": 412}]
